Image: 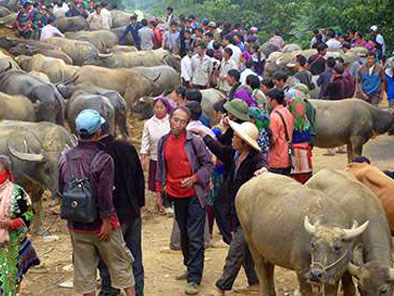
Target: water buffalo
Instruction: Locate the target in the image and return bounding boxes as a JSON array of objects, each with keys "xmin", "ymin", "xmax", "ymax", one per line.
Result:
[
  {"xmin": 9, "ymin": 43, "xmax": 73, "ymax": 65},
  {"xmin": 56, "ymin": 15, "xmax": 88, "ymax": 32},
  {"xmin": 0, "ymin": 91, "xmax": 35, "ymax": 121},
  {"xmin": 311, "ymin": 99, "xmax": 394, "ymax": 162},
  {"xmin": 133, "ymin": 65, "xmax": 180, "ymax": 95},
  {"xmin": 0, "ymin": 12, "xmax": 15, "ymax": 26},
  {"xmin": 0, "ymin": 5, "xmax": 11, "ymax": 17},
  {"xmin": 65, "ymin": 30, "xmax": 118, "ymax": 53},
  {"xmin": 97, "ymin": 48, "xmax": 181, "ymax": 71},
  {"xmin": 45, "ymin": 37, "xmax": 110, "ymax": 66},
  {"xmin": 0, "ymin": 120, "xmax": 76, "ymax": 234},
  {"xmin": 306, "ymin": 169, "xmax": 393, "ymax": 296},
  {"xmin": 111, "ymin": 26, "xmax": 135, "ymax": 46},
  {"xmin": 58, "ymin": 83, "xmax": 128, "ymax": 138},
  {"xmin": 282, "ymin": 43, "xmax": 302, "ymax": 53},
  {"xmin": 111, "ymin": 10, "xmax": 133, "ymax": 28},
  {"xmin": 112, "ymin": 45, "xmax": 138, "ymax": 53},
  {"xmin": 260, "ymin": 42, "xmax": 280, "ymax": 59},
  {"xmin": 0, "ymin": 67, "xmax": 65, "ymax": 124},
  {"xmin": 74, "ymin": 65, "xmax": 160, "ymax": 104},
  {"xmin": 236, "ymin": 173, "xmax": 369, "ymax": 296},
  {"xmin": 16, "ymin": 54, "xmax": 78, "ymax": 83}
]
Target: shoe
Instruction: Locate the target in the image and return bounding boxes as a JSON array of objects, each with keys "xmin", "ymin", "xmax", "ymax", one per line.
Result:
[
  {"xmin": 165, "ymin": 207, "xmax": 174, "ymax": 216},
  {"xmin": 159, "ymin": 246, "xmax": 181, "ymax": 254},
  {"xmin": 233, "ymin": 284, "xmax": 259, "ymax": 294},
  {"xmin": 175, "ymin": 271, "xmax": 188, "ymax": 281},
  {"xmin": 185, "ymin": 282, "xmax": 199, "ymax": 295},
  {"xmin": 206, "ymin": 288, "xmax": 225, "ymax": 296},
  {"xmin": 211, "ymin": 239, "xmax": 228, "ymax": 249}
]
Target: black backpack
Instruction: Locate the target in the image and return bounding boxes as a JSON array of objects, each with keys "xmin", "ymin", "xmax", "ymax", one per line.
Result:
[{"xmin": 60, "ymin": 151, "xmax": 104, "ymax": 223}]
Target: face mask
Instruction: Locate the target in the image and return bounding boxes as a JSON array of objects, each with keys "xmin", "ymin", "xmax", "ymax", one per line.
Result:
[{"xmin": 0, "ymin": 172, "xmax": 9, "ymax": 185}]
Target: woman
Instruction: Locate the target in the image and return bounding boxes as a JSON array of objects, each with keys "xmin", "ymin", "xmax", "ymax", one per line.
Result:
[
  {"xmin": 192, "ymin": 120, "xmax": 268, "ymax": 295},
  {"xmin": 16, "ymin": 2, "xmax": 32, "ymax": 39},
  {"xmin": 248, "ymin": 107, "xmax": 271, "ymax": 159},
  {"xmin": 246, "ymin": 74, "xmax": 268, "ymax": 111},
  {"xmin": 170, "ymin": 85, "xmax": 187, "ymax": 107},
  {"xmin": 0, "ymin": 155, "xmax": 40, "ymax": 295},
  {"xmin": 140, "ymin": 96, "xmax": 172, "ymax": 212}
]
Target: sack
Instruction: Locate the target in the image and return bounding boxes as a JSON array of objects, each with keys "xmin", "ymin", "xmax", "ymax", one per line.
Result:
[
  {"xmin": 290, "ymin": 143, "xmax": 313, "ymax": 174},
  {"xmin": 275, "ymin": 111, "xmax": 296, "ymax": 169},
  {"xmin": 60, "ymin": 152, "xmax": 104, "ymax": 223}
]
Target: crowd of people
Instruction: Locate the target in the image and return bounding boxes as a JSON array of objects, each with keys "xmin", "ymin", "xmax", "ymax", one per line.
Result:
[{"xmin": 4, "ymin": 3, "xmax": 394, "ymax": 296}]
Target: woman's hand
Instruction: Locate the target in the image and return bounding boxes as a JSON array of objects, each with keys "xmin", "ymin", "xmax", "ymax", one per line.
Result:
[
  {"xmin": 254, "ymin": 167, "xmax": 268, "ymax": 176},
  {"xmin": 155, "ymin": 193, "xmax": 165, "ymax": 214},
  {"xmin": 189, "ymin": 128, "xmax": 206, "ymax": 138},
  {"xmin": 0, "ymin": 218, "xmax": 11, "ymax": 230}
]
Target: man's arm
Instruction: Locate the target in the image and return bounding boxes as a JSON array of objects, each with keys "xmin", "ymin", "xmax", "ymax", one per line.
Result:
[{"xmin": 192, "ymin": 136, "xmax": 214, "ymax": 186}]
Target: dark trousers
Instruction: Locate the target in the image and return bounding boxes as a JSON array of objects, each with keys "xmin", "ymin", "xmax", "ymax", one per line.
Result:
[
  {"xmin": 216, "ymin": 226, "xmax": 258, "ymax": 291},
  {"xmin": 214, "ymin": 186, "xmax": 232, "ymax": 245},
  {"xmin": 172, "ymin": 196, "xmax": 206, "ymax": 284},
  {"xmin": 270, "ymin": 167, "xmax": 291, "ymax": 176},
  {"xmin": 98, "ymin": 217, "xmax": 144, "ymax": 296}
]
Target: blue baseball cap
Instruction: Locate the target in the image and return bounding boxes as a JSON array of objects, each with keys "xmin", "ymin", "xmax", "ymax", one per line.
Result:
[{"xmin": 75, "ymin": 109, "xmax": 106, "ymax": 136}]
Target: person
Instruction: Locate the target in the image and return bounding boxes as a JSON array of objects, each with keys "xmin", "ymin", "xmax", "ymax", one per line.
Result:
[
  {"xmin": 87, "ymin": 5, "xmax": 105, "ymax": 31},
  {"xmin": 165, "ymin": 6, "xmax": 176, "ymax": 25},
  {"xmin": 233, "ymin": 34, "xmax": 245, "ymax": 52},
  {"xmin": 186, "ymin": 101, "xmax": 216, "ymax": 139},
  {"xmin": 339, "ymin": 55, "xmax": 356, "ymax": 98},
  {"xmin": 156, "ymin": 107, "xmax": 213, "ymax": 295},
  {"xmin": 138, "ymin": 18, "xmax": 154, "ymax": 51},
  {"xmin": 193, "ymin": 120, "xmax": 268, "ymax": 296},
  {"xmin": 171, "ymin": 85, "xmax": 187, "ymax": 107},
  {"xmin": 291, "ymin": 55, "xmax": 315, "ymax": 91},
  {"xmin": 269, "ymin": 30, "xmax": 284, "ymax": 49},
  {"xmin": 261, "ymin": 77, "xmax": 274, "ymax": 95},
  {"xmin": 181, "ymin": 29, "xmax": 194, "ymax": 56},
  {"xmin": 222, "ymin": 35, "xmax": 241, "ymax": 68},
  {"xmin": 317, "ymin": 56, "xmax": 336, "ymax": 99},
  {"xmin": 326, "ymin": 64, "xmax": 347, "ymax": 100},
  {"xmin": 246, "ymin": 74, "xmax": 268, "ymax": 111},
  {"xmin": 45, "ymin": 4, "xmax": 57, "ymax": 24},
  {"xmin": 40, "ymin": 17, "xmax": 64, "ymax": 40},
  {"xmin": 181, "ymin": 47, "xmax": 194, "ymax": 87},
  {"xmin": 65, "ymin": 1, "xmax": 80, "ymax": 17},
  {"xmin": 205, "ymin": 32, "xmax": 215, "ymax": 50},
  {"xmin": 370, "ymin": 25, "xmax": 386, "ymax": 62},
  {"xmin": 352, "ymin": 31, "xmax": 366, "ymax": 49},
  {"xmin": 151, "ymin": 19, "xmax": 163, "ymax": 49},
  {"xmin": 272, "ymin": 70, "xmax": 290, "ymax": 101},
  {"xmin": 240, "ymin": 59, "xmax": 257, "ymax": 85},
  {"xmin": 267, "ymin": 88, "xmax": 294, "ymax": 175},
  {"xmin": 325, "ymin": 29, "xmax": 341, "ymax": 50},
  {"xmin": 162, "ymin": 21, "xmax": 181, "ymax": 55},
  {"xmin": 16, "ymin": 2, "xmax": 32, "ymax": 39},
  {"xmin": 140, "ymin": 96, "xmax": 172, "ymax": 213},
  {"xmin": 218, "ymin": 48, "xmax": 237, "ymax": 93},
  {"xmin": 192, "ymin": 43, "xmax": 214, "ymax": 89},
  {"xmin": 0, "ymin": 155, "xmax": 40, "ymax": 296},
  {"xmin": 120, "ymin": 15, "xmax": 142, "ymax": 49},
  {"xmin": 227, "ymin": 70, "xmax": 256, "ymax": 106},
  {"xmin": 58, "ymin": 109, "xmax": 135, "ymax": 296},
  {"xmin": 98, "ymin": 122, "xmax": 145, "ymax": 296},
  {"xmin": 310, "ymin": 29, "xmax": 323, "ymax": 49},
  {"xmin": 248, "ymin": 107, "xmax": 271, "ymax": 159},
  {"xmin": 29, "ymin": 2, "xmax": 41, "ymax": 39},
  {"xmin": 384, "ymin": 58, "xmax": 394, "ymax": 110},
  {"xmin": 306, "ymin": 43, "xmax": 328, "ymax": 75},
  {"xmin": 100, "ymin": 2, "xmax": 112, "ymax": 30},
  {"xmin": 357, "ymin": 52, "xmax": 385, "ymax": 106}
]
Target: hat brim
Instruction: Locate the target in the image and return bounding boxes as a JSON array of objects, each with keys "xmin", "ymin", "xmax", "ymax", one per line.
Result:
[
  {"xmin": 224, "ymin": 101, "xmax": 250, "ymax": 121},
  {"xmin": 228, "ymin": 120, "xmax": 261, "ymax": 152},
  {"xmin": 286, "ymin": 62, "xmax": 296, "ymax": 68}
]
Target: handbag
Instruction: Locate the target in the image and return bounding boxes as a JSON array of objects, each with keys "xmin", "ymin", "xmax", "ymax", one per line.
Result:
[{"xmin": 275, "ymin": 111, "xmax": 296, "ymax": 169}]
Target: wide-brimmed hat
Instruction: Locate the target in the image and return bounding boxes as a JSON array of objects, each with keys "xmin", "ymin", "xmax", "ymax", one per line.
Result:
[
  {"xmin": 228, "ymin": 120, "xmax": 261, "ymax": 152},
  {"xmin": 224, "ymin": 99, "xmax": 250, "ymax": 121}
]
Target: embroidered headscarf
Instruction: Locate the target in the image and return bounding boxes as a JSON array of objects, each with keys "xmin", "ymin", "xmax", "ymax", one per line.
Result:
[
  {"xmin": 0, "ymin": 155, "xmax": 14, "ymax": 243},
  {"xmin": 287, "ymin": 89, "xmax": 311, "ymax": 132},
  {"xmin": 248, "ymin": 107, "xmax": 270, "ymax": 131}
]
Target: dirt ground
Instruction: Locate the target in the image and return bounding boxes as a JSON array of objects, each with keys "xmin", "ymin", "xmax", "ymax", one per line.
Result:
[{"xmin": 19, "ymin": 129, "xmax": 394, "ymax": 296}]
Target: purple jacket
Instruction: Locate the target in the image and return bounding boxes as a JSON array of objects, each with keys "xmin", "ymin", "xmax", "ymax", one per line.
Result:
[
  {"xmin": 156, "ymin": 131, "xmax": 214, "ymax": 207},
  {"xmin": 234, "ymin": 87, "xmax": 257, "ymax": 107}
]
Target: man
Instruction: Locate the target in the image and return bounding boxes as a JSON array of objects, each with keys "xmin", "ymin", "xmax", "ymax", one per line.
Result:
[
  {"xmin": 87, "ymin": 5, "xmax": 105, "ymax": 31},
  {"xmin": 138, "ymin": 18, "xmax": 154, "ymax": 51},
  {"xmin": 40, "ymin": 17, "xmax": 64, "ymax": 41},
  {"xmin": 307, "ymin": 43, "xmax": 328, "ymax": 75},
  {"xmin": 267, "ymin": 89, "xmax": 294, "ymax": 175},
  {"xmin": 325, "ymin": 30, "xmax": 341, "ymax": 50},
  {"xmin": 357, "ymin": 52, "xmax": 385, "ymax": 107},
  {"xmin": 269, "ymin": 30, "xmax": 284, "ymax": 49},
  {"xmin": 227, "ymin": 69, "xmax": 256, "ymax": 107},
  {"xmin": 205, "ymin": 32, "xmax": 214, "ymax": 50},
  {"xmin": 326, "ymin": 64, "xmax": 347, "ymax": 100},
  {"xmin": 162, "ymin": 21, "xmax": 181, "ymax": 55},
  {"xmin": 222, "ymin": 35, "xmax": 241, "ymax": 68},
  {"xmin": 192, "ymin": 43, "xmax": 213, "ymax": 89},
  {"xmin": 240, "ymin": 59, "xmax": 257, "ymax": 85},
  {"xmin": 292, "ymin": 55, "xmax": 315, "ymax": 91},
  {"xmin": 181, "ymin": 47, "xmax": 194, "ymax": 87},
  {"xmin": 233, "ymin": 34, "xmax": 244, "ymax": 52},
  {"xmin": 156, "ymin": 107, "xmax": 213, "ymax": 295},
  {"xmin": 272, "ymin": 70, "xmax": 290, "ymax": 102},
  {"xmin": 65, "ymin": 1, "xmax": 80, "ymax": 17},
  {"xmin": 317, "ymin": 56, "xmax": 336, "ymax": 98},
  {"xmin": 384, "ymin": 58, "xmax": 394, "ymax": 110},
  {"xmin": 58, "ymin": 109, "xmax": 135, "ymax": 296},
  {"xmin": 100, "ymin": 2, "xmax": 112, "ymax": 30},
  {"xmin": 120, "ymin": 15, "xmax": 142, "ymax": 49},
  {"xmin": 97, "ymin": 122, "xmax": 145, "ymax": 296},
  {"xmin": 218, "ymin": 48, "xmax": 237, "ymax": 93},
  {"xmin": 370, "ymin": 25, "xmax": 386, "ymax": 62},
  {"xmin": 165, "ymin": 6, "xmax": 176, "ymax": 25}
]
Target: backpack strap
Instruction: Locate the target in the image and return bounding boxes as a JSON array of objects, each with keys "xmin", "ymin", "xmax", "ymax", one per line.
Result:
[{"xmin": 275, "ymin": 110, "xmax": 290, "ymax": 143}]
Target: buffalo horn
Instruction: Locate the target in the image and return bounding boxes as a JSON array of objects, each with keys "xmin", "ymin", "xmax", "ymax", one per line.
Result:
[
  {"xmin": 98, "ymin": 52, "xmax": 113, "ymax": 59},
  {"xmin": 304, "ymin": 216, "xmax": 320, "ymax": 235},
  {"xmin": 347, "ymin": 262, "xmax": 361, "ymax": 277},
  {"xmin": 342, "ymin": 220, "xmax": 369, "ymax": 240},
  {"xmin": 8, "ymin": 140, "xmax": 44, "ymax": 163}
]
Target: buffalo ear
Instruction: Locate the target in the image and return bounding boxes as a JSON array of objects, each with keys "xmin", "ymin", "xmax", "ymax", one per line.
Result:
[{"xmin": 353, "ymin": 244, "xmax": 364, "ymax": 266}]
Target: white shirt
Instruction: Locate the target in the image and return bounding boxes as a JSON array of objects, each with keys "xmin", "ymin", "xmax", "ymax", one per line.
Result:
[
  {"xmin": 375, "ymin": 33, "xmax": 386, "ymax": 55},
  {"xmin": 226, "ymin": 44, "xmax": 241, "ymax": 67},
  {"xmin": 218, "ymin": 59, "xmax": 237, "ymax": 92},
  {"xmin": 192, "ymin": 54, "xmax": 213, "ymax": 87},
  {"xmin": 187, "ymin": 120, "xmax": 216, "ymax": 139},
  {"xmin": 40, "ymin": 24, "xmax": 64, "ymax": 41},
  {"xmin": 100, "ymin": 8, "xmax": 112, "ymax": 29},
  {"xmin": 140, "ymin": 115, "xmax": 170, "ymax": 161},
  {"xmin": 240, "ymin": 68, "xmax": 257, "ymax": 85},
  {"xmin": 325, "ymin": 38, "xmax": 341, "ymax": 50},
  {"xmin": 181, "ymin": 55, "xmax": 193, "ymax": 82}
]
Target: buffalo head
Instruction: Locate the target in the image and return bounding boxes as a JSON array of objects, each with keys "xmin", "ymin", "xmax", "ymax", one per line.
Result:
[
  {"xmin": 348, "ymin": 246, "xmax": 394, "ymax": 296},
  {"xmin": 304, "ymin": 216, "xmax": 369, "ymax": 285}
]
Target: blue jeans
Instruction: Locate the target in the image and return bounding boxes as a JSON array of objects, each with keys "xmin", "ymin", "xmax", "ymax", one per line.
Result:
[
  {"xmin": 98, "ymin": 217, "xmax": 144, "ymax": 296},
  {"xmin": 172, "ymin": 196, "xmax": 206, "ymax": 284}
]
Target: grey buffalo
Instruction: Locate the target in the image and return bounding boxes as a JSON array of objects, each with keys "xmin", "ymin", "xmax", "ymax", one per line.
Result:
[
  {"xmin": 133, "ymin": 65, "xmax": 180, "ymax": 95},
  {"xmin": 236, "ymin": 173, "xmax": 369, "ymax": 296},
  {"xmin": 56, "ymin": 16, "xmax": 88, "ymax": 32},
  {"xmin": 65, "ymin": 30, "xmax": 118, "ymax": 53},
  {"xmin": 0, "ymin": 91, "xmax": 35, "ymax": 121}
]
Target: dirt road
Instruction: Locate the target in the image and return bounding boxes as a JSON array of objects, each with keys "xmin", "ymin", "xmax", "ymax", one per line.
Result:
[{"xmin": 20, "ymin": 134, "xmax": 394, "ymax": 296}]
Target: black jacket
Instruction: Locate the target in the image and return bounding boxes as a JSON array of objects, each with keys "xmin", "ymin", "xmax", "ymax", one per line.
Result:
[{"xmin": 100, "ymin": 135, "xmax": 145, "ymax": 223}]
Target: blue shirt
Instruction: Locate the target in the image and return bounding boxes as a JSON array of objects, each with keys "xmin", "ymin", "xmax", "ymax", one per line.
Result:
[
  {"xmin": 120, "ymin": 22, "xmax": 142, "ymax": 46},
  {"xmin": 385, "ymin": 69, "xmax": 394, "ymax": 100},
  {"xmin": 360, "ymin": 64, "xmax": 383, "ymax": 96}
]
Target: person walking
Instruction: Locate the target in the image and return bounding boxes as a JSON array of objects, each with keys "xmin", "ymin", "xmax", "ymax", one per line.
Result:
[
  {"xmin": 156, "ymin": 107, "xmax": 213, "ymax": 295},
  {"xmin": 162, "ymin": 21, "xmax": 181, "ymax": 55},
  {"xmin": 138, "ymin": 18, "xmax": 154, "ymax": 50},
  {"xmin": 58, "ymin": 109, "xmax": 135, "ymax": 296},
  {"xmin": 0, "ymin": 155, "xmax": 40, "ymax": 296},
  {"xmin": 120, "ymin": 15, "xmax": 142, "ymax": 48},
  {"xmin": 98, "ymin": 121, "xmax": 145, "ymax": 296}
]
